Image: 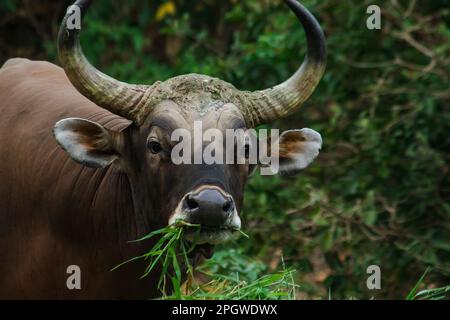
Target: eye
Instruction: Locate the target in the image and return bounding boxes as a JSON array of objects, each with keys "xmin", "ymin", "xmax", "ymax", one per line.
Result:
[{"xmin": 147, "ymin": 140, "xmax": 163, "ymax": 154}]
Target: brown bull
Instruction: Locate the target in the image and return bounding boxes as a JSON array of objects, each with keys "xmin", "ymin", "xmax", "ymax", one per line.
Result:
[{"xmin": 0, "ymin": 0, "xmax": 326, "ymax": 299}]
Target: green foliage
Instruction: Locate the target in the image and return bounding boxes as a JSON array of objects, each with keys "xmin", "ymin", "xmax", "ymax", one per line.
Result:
[
  {"xmin": 0, "ymin": 0, "xmax": 448, "ymax": 299},
  {"xmin": 183, "ymin": 251, "xmax": 298, "ymax": 300},
  {"xmin": 112, "ymin": 221, "xmax": 200, "ymax": 297},
  {"xmin": 113, "ymin": 224, "xmax": 298, "ymax": 300},
  {"xmin": 407, "ymin": 268, "xmax": 450, "ymax": 300}
]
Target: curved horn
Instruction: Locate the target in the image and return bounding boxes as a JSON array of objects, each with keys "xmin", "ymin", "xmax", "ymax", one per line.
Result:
[
  {"xmin": 58, "ymin": 0, "xmax": 152, "ymax": 124},
  {"xmin": 239, "ymin": 0, "xmax": 327, "ymax": 127}
]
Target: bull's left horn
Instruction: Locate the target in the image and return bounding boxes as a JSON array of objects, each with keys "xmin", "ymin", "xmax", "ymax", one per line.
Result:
[
  {"xmin": 58, "ymin": 0, "xmax": 154, "ymax": 124},
  {"xmin": 238, "ymin": 0, "xmax": 327, "ymax": 127}
]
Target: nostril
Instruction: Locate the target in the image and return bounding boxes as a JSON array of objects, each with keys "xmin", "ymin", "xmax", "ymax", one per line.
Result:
[
  {"xmin": 222, "ymin": 199, "xmax": 234, "ymax": 213},
  {"xmin": 186, "ymin": 195, "xmax": 199, "ymax": 210}
]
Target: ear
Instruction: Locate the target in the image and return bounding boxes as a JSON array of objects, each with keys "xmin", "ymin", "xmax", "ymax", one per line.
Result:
[
  {"xmin": 276, "ymin": 128, "xmax": 322, "ymax": 176},
  {"xmin": 53, "ymin": 118, "xmax": 122, "ymax": 168}
]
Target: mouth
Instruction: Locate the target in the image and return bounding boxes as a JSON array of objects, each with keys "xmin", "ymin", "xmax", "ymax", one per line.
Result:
[
  {"xmin": 183, "ymin": 225, "xmax": 239, "ymax": 265},
  {"xmin": 187, "ymin": 242, "xmax": 215, "ymax": 266},
  {"xmin": 183, "ymin": 225, "xmax": 239, "ymax": 245}
]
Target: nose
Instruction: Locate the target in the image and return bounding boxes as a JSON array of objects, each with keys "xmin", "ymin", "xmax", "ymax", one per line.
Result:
[{"xmin": 183, "ymin": 189, "xmax": 235, "ymax": 227}]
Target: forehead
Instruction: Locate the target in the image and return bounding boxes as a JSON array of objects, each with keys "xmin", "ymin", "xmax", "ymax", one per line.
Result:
[{"xmin": 146, "ymin": 100, "xmax": 246, "ymax": 131}]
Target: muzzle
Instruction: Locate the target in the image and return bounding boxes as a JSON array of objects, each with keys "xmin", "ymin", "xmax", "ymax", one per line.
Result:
[{"xmin": 169, "ymin": 185, "xmax": 241, "ymax": 244}]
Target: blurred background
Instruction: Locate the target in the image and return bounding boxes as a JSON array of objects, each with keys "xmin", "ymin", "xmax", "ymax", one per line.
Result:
[{"xmin": 0, "ymin": 0, "xmax": 448, "ymax": 299}]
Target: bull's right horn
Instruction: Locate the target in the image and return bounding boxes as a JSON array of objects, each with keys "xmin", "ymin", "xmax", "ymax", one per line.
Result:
[{"xmin": 58, "ymin": 0, "xmax": 154, "ymax": 125}]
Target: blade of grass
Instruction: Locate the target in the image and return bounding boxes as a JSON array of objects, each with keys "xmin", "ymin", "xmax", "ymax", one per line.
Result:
[{"xmin": 406, "ymin": 267, "xmax": 431, "ymax": 300}]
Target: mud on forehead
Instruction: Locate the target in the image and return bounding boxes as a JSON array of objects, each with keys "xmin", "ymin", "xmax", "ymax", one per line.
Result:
[{"xmin": 144, "ymin": 99, "xmax": 246, "ymax": 131}]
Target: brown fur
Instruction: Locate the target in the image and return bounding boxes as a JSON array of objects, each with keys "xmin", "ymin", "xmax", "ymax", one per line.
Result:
[
  {"xmin": 0, "ymin": 59, "xmax": 250, "ymax": 299},
  {"xmin": 0, "ymin": 59, "xmax": 160, "ymax": 299}
]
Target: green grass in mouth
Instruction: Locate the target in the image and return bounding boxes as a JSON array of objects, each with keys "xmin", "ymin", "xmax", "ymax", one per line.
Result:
[
  {"xmin": 111, "ymin": 221, "xmax": 201, "ymax": 296},
  {"xmin": 111, "ymin": 221, "xmax": 297, "ymax": 299}
]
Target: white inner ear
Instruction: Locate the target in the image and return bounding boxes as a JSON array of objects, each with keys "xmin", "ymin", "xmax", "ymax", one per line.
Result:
[
  {"xmin": 53, "ymin": 118, "xmax": 117, "ymax": 168},
  {"xmin": 55, "ymin": 130, "xmax": 87, "ymax": 160},
  {"xmin": 279, "ymin": 128, "xmax": 322, "ymax": 172}
]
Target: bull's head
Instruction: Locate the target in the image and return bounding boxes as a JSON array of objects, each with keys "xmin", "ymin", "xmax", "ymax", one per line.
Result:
[{"xmin": 53, "ymin": 0, "xmax": 326, "ymax": 247}]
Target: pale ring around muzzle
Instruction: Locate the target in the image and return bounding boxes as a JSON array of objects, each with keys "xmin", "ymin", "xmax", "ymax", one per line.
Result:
[{"xmin": 168, "ymin": 185, "xmax": 242, "ymax": 245}]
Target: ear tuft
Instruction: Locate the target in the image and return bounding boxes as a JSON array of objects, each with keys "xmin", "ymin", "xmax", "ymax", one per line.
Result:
[{"xmin": 53, "ymin": 118, "xmax": 119, "ymax": 168}]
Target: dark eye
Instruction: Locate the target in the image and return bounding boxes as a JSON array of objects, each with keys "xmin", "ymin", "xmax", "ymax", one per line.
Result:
[{"xmin": 148, "ymin": 140, "xmax": 163, "ymax": 154}]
